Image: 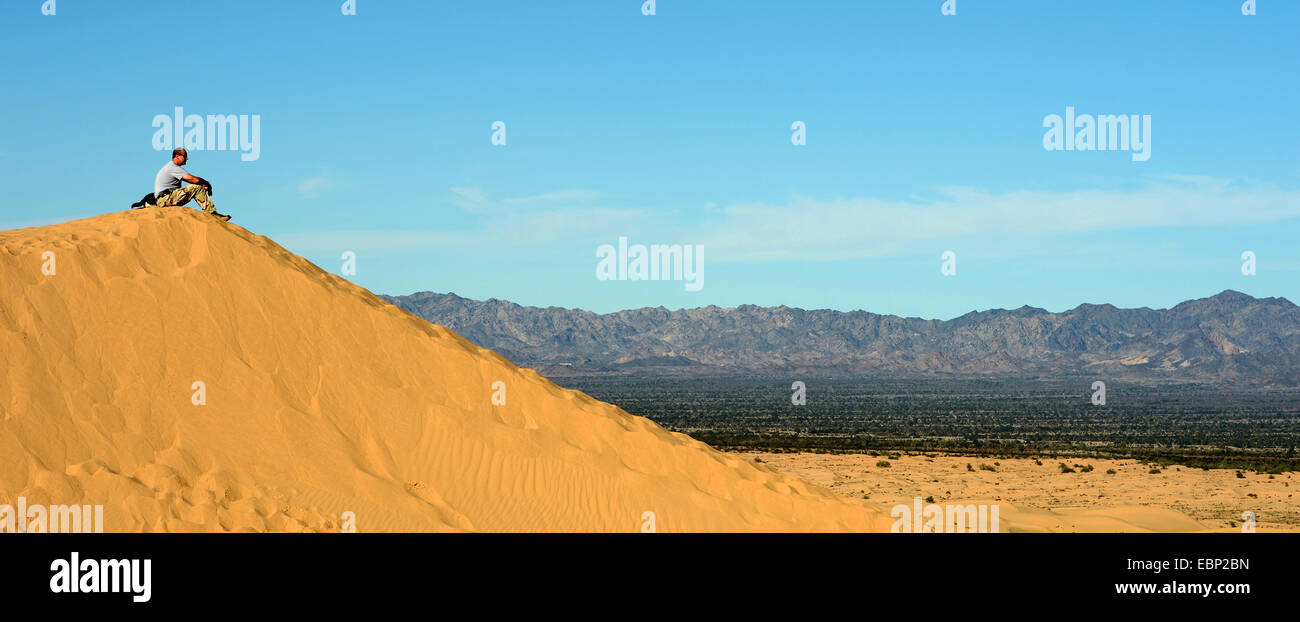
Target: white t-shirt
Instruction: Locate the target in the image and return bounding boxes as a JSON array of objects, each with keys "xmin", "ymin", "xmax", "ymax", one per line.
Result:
[{"xmin": 155, "ymin": 162, "xmax": 189, "ymax": 196}]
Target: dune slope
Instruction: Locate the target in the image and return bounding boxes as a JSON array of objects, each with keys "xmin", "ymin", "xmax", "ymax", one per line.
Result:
[{"xmin": 0, "ymin": 207, "xmax": 897, "ymax": 532}]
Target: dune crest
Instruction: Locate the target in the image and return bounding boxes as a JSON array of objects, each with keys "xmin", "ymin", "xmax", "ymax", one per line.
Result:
[{"xmin": 0, "ymin": 208, "xmax": 896, "ymax": 532}]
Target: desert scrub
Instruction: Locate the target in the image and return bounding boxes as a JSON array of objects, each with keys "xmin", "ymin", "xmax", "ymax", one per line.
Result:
[
  {"xmin": 979, "ymin": 463, "xmax": 997, "ymax": 472},
  {"xmin": 1106, "ymin": 468, "xmax": 1117, "ymax": 475},
  {"xmin": 876, "ymin": 460, "xmax": 892, "ymax": 468},
  {"xmin": 1059, "ymin": 463, "xmax": 1075, "ymax": 474}
]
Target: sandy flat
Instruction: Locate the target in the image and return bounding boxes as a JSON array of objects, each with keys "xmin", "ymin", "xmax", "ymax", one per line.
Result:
[{"xmin": 741, "ymin": 451, "xmax": 1298, "ymax": 532}]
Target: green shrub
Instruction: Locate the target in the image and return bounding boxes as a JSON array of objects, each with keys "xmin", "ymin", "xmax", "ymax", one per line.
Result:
[
  {"xmin": 1105, "ymin": 468, "xmax": 1117, "ymax": 475},
  {"xmin": 876, "ymin": 460, "xmax": 891, "ymax": 468},
  {"xmin": 1059, "ymin": 463, "xmax": 1075, "ymax": 474}
]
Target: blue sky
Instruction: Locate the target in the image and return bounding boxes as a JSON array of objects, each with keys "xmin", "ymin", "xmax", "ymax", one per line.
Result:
[{"xmin": 1, "ymin": 0, "xmax": 1297, "ymax": 319}]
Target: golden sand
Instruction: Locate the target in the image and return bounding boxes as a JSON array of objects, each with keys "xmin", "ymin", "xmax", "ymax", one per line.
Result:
[{"xmin": 743, "ymin": 452, "xmax": 1298, "ymax": 532}]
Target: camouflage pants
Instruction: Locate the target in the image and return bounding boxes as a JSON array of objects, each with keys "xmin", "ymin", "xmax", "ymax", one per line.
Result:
[{"xmin": 156, "ymin": 184, "xmax": 216, "ymax": 213}]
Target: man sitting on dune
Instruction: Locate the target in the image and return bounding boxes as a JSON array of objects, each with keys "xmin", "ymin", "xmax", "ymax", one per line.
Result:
[{"xmin": 154, "ymin": 148, "xmax": 231, "ymax": 221}]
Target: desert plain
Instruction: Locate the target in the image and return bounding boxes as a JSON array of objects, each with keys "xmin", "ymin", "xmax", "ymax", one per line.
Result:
[{"xmin": 743, "ymin": 451, "xmax": 1297, "ymax": 531}]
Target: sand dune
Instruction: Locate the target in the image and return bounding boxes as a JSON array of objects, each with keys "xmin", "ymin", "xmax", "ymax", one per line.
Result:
[
  {"xmin": 0, "ymin": 208, "xmax": 1223, "ymax": 532},
  {"xmin": 0, "ymin": 208, "xmax": 896, "ymax": 532}
]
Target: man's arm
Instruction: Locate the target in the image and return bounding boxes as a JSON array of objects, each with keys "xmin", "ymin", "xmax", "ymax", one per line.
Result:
[{"xmin": 181, "ymin": 173, "xmax": 211, "ymax": 191}]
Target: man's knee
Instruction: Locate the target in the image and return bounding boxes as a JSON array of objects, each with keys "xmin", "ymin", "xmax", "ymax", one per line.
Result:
[{"xmin": 160, "ymin": 189, "xmax": 192, "ymax": 207}]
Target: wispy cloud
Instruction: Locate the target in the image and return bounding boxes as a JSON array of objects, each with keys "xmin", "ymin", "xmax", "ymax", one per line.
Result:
[
  {"xmin": 277, "ymin": 176, "xmax": 1300, "ymax": 261},
  {"xmin": 504, "ymin": 189, "xmax": 601, "ymax": 204},
  {"xmin": 297, "ymin": 176, "xmax": 335, "ymax": 199},
  {"xmin": 276, "ymin": 205, "xmax": 644, "ymax": 254},
  {"xmin": 449, "ymin": 186, "xmax": 486, "ymax": 206},
  {"xmin": 692, "ymin": 176, "xmax": 1300, "ymax": 261},
  {"xmin": 449, "ymin": 187, "xmax": 600, "ymax": 213}
]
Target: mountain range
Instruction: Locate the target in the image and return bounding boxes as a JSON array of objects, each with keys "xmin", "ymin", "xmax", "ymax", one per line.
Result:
[{"xmin": 381, "ymin": 290, "xmax": 1300, "ymax": 385}]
